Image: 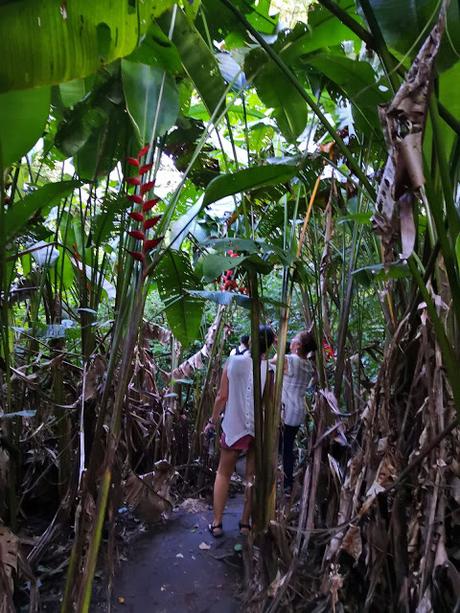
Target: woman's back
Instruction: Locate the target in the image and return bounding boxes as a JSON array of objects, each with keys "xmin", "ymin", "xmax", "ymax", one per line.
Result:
[
  {"xmin": 282, "ymin": 354, "xmax": 313, "ymax": 426},
  {"xmin": 222, "ymin": 354, "xmax": 270, "ymax": 445}
]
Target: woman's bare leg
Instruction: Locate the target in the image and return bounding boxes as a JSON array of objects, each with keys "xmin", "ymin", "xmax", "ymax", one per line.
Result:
[
  {"xmin": 212, "ymin": 448, "xmax": 239, "ymax": 527},
  {"xmin": 240, "ymin": 446, "xmax": 255, "ymax": 528}
]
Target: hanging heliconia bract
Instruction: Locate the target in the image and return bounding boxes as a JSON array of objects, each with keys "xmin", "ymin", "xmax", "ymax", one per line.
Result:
[{"xmin": 125, "ymin": 144, "xmax": 163, "ymax": 266}]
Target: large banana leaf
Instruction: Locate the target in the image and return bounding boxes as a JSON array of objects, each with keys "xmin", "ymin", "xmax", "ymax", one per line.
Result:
[
  {"xmin": 0, "ymin": 87, "xmax": 50, "ymax": 167},
  {"xmin": 127, "ymin": 23, "xmax": 183, "ymax": 74},
  {"xmin": 122, "ymin": 61, "xmax": 179, "ymax": 142},
  {"xmin": 302, "ymin": 52, "xmax": 388, "ymax": 134},
  {"xmin": 5, "ymin": 180, "xmax": 80, "ymax": 241},
  {"xmin": 158, "ymin": 8, "xmax": 227, "ymax": 116},
  {"xmin": 155, "ymin": 250, "xmax": 204, "ymax": 347},
  {"xmin": 279, "ymin": 2, "xmax": 359, "ymax": 64},
  {"xmin": 55, "ymin": 69, "xmax": 133, "ymax": 179},
  {"xmin": 202, "ymin": 164, "xmax": 298, "ymax": 208},
  {"xmin": 368, "ymin": 0, "xmax": 460, "ymax": 71},
  {"xmin": 0, "ymin": 0, "xmax": 175, "ymax": 93},
  {"xmin": 245, "ymin": 48, "xmax": 308, "ymax": 142},
  {"xmin": 200, "ymin": 0, "xmax": 278, "ymax": 46}
]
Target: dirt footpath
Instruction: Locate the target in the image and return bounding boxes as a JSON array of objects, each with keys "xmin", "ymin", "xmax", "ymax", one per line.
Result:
[{"xmin": 109, "ymin": 495, "xmax": 245, "ymax": 613}]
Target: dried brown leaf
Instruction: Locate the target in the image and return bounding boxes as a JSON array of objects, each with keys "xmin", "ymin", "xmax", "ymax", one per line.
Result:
[
  {"xmin": 399, "ymin": 193, "xmax": 416, "ymax": 259},
  {"xmin": 170, "ymin": 306, "xmax": 227, "ymax": 381},
  {"xmin": 0, "ymin": 526, "xmax": 18, "ymax": 613},
  {"xmin": 373, "ymin": 3, "xmax": 447, "ymax": 263},
  {"xmin": 84, "ymin": 355, "xmax": 106, "ymax": 401},
  {"xmin": 340, "ymin": 525, "xmax": 362, "ymax": 562},
  {"xmin": 124, "ymin": 460, "xmax": 175, "ymax": 521},
  {"xmin": 143, "ymin": 322, "xmax": 172, "ymax": 346}
]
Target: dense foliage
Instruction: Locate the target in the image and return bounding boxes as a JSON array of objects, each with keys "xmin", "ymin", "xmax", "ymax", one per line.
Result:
[{"xmin": 0, "ymin": 0, "xmax": 459, "ymax": 611}]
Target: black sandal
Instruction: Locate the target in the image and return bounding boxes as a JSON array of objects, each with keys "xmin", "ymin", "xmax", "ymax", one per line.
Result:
[
  {"xmin": 239, "ymin": 521, "xmax": 251, "ymax": 535},
  {"xmin": 208, "ymin": 523, "xmax": 223, "ymax": 538}
]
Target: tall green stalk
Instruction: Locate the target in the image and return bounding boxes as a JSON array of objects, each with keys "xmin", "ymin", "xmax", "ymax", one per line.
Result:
[
  {"xmin": 76, "ymin": 284, "xmax": 147, "ymax": 611},
  {"xmin": 248, "ymin": 270, "xmax": 265, "ymax": 531},
  {"xmin": 0, "ymin": 151, "xmax": 18, "ymax": 528}
]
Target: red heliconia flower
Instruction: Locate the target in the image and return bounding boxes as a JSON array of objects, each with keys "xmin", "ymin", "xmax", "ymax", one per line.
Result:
[
  {"xmin": 140, "ymin": 180, "xmax": 155, "ymax": 195},
  {"xmin": 126, "ymin": 176, "xmax": 141, "ymax": 186},
  {"xmin": 128, "ymin": 250, "xmax": 145, "ymax": 263},
  {"xmin": 127, "ymin": 194, "xmax": 144, "ymax": 205},
  {"xmin": 137, "ymin": 144, "xmax": 150, "ymax": 159},
  {"xmin": 142, "ymin": 198, "xmax": 160, "ymax": 212},
  {"xmin": 143, "ymin": 237, "xmax": 163, "ymax": 251},
  {"xmin": 139, "ymin": 163, "xmax": 153, "ymax": 175},
  {"xmin": 128, "ymin": 230, "xmax": 145, "ymax": 241},
  {"xmin": 322, "ymin": 339, "xmax": 334, "ymax": 360},
  {"xmin": 129, "ymin": 211, "xmax": 144, "ymax": 223},
  {"xmin": 127, "ymin": 157, "xmax": 139, "ymax": 167},
  {"xmin": 143, "ymin": 215, "xmax": 162, "ymax": 230}
]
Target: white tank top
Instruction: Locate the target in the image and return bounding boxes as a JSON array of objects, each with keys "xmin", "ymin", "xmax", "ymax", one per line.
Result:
[
  {"xmin": 281, "ymin": 354, "xmax": 313, "ymax": 426},
  {"xmin": 221, "ymin": 354, "xmax": 271, "ymax": 446}
]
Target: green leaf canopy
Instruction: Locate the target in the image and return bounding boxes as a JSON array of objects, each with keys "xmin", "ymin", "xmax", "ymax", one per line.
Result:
[
  {"xmin": 202, "ymin": 164, "xmax": 297, "ymax": 208},
  {"xmin": 158, "ymin": 8, "xmax": 227, "ymax": 117},
  {"xmin": 199, "ymin": 254, "xmax": 246, "ymax": 283},
  {"xmin": 0, "ymin": 0, "xmax": 175, "ymax": 93},
  {"xmin": 245, "ymin": 48, "xmax": 309, "ymax": 142},
  {"xmin": 5, "ymin": 180, "xmax": 80, "ymax": 242},
  {"xmin": 279, "ymin": 2, "xmax": 358, "ymax": 63},
  {"xmin": 368, "ymin": 0, "xmax": 460, "ymax": 71},
  {"xmin": 0, "ymin": 87, "xmax": 50, "ymax": 167},
  {"xmin": 155, "ymin": 250, "xmax": 204, "ymax": 347},
  {"xmin": 122, "ymin": 60, "xmax": 179, "ymax": 142}
]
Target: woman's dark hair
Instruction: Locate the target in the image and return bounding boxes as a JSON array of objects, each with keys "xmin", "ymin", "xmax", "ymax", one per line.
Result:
[
  {"xmin": 240, "ymin": 334, "xmax": 249, "ymax": 347},
  {"xmin": 257, "ymin": 325, "xmax": 275, "ymax": 354},
  {"xmin": 298, "ymin": 330, "xmax": 317, "ymax": 355}
]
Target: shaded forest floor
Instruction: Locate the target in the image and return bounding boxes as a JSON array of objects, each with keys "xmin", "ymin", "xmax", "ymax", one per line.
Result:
[{"xmin": 102, "ymin": 494, "xmax": 245, "ymax": 613}]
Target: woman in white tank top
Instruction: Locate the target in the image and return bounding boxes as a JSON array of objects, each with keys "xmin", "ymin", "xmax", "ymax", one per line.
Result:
[{"xmin": 205, "ymin": 325, "xmax": 275, "ymax": 537}]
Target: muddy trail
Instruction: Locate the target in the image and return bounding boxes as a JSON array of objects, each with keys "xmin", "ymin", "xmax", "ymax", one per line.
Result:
[{"xmin": 103, "ymin": 494, "xmax": 245, "ymax": 613}]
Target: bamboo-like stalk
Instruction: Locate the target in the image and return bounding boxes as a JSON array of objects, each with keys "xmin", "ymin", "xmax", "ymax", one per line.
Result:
[
  {"xmin": 357, "ymin": 0, "xmax": 400, "ymax": 93},
  {"xmin": 0, "ymin": 150, "xmax": 18, "ymax": 528},
  {"xmin": 79, "ymin": 465, "xmax": 112, "ymax": 612},
  {"xmin": 334, "ymin": 218, "xmax": 359, "ymax": 400},
  {"xmin": 248, "ymin": 270, "xmax": 264, "ymax": 532},
  {"xmin": 73, "ymin": 285, "xmax": 147, "ymax": 612},
  {"xmin": 185, "ymin": 305, "xmax": 226, "ymax": 476}
]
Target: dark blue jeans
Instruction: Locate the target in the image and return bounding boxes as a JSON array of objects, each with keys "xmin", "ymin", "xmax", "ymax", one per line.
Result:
[{"xmin": 279, "ymin": 424, "xmax": 300, "ymax": 488}]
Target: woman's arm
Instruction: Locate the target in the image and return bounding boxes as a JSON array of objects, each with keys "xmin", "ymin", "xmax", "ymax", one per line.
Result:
[
  {"xmin": 208, "ymin": 363, "xmax": 229, "ymax": 425},
  {"xmin": 270, "ymin": 354, "xmax": 289, "ymax": 374}
]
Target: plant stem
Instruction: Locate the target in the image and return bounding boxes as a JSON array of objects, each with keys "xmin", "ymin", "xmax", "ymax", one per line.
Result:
[
  {"xmin": 357, "ymin": 0, "xmax": 400, "ymax": 92},
  {"xmin": 248, "ymin": 270, "xmax": 264, "ymax": 531}
]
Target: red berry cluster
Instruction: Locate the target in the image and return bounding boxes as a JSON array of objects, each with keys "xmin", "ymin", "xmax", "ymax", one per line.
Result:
[
  {"xmin": 219, "ymin": 250, "xmax": 248, "ymax": 294},
  {"xmin": 125, "ymin": 144, "xmax": 163, "ymax": 265}
]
